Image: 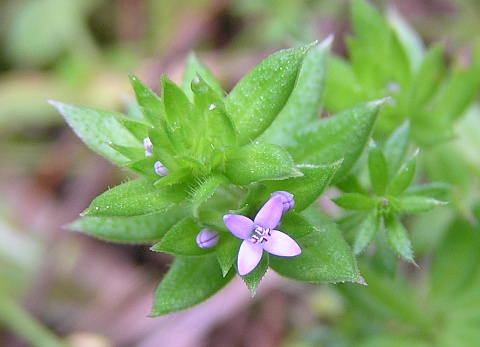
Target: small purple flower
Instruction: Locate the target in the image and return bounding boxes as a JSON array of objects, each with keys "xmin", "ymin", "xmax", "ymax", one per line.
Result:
[
  {"xmin": 154, "ymin": 161, "xmax": 170, "ymax": 176},
  {"xmin": 196, "ymin": 228, "xmax": 219, "ymax": 249},
  {"xmin": 143, "ymin": 137, "xmax": 153, "ymax": 157},
  {"xmin": 271, "ymin": 191, "xmax": 294, "ymax": 213},
  {"xmin": 223, "ymin": 194, "xmax": 301, "ymax": 276}
]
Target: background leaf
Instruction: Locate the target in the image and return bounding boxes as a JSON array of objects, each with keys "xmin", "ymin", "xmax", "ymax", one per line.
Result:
[{"xmin": 151, "ymin": 254, "xmax": 235, "ymax": 316}]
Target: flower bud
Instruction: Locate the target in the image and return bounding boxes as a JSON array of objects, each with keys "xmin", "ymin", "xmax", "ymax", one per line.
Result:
[
  {"xmin": 196, "ymin": 228, "xmax": 219, "ymax": 249},
  {"xmin": 143, "ymin": 137, "xmax": 153, "ymax": 157},
  {"xmin": 271, "ymin": 191, "xmax": 294, "ymax": 213},
  {"xmin": 154, "ymin": 161, "xmax": 170, "ymax": 176}
]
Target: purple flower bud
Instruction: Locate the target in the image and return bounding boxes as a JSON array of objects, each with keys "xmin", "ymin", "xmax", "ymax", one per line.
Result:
[
  {"xmin": 143, "ymin": 137, "xmax": 153, "ymax": 157},
  {"xmin": 154, "ymin": 161, "xmax": 169, "ymax": 176},
  {"xmin": 196, "ymin": 228, "xmax": 219, "ymax": 249},
  {"xmin": 271, "ymin": 191, "xmax": 294, "ymax": 213}
]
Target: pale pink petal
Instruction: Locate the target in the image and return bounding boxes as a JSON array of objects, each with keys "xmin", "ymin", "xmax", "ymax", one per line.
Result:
[
  {"xmin": 223, "ymin": 214, "xmax": 254, "ymax": 240},
  {"xmin": 263, "ymin": 230, "xmax": 301, "ymax": 257},
  {"xmin": 237, "ymin": 240, "xmax": 263, "ymax": 276},
  {"xmin": 254, "ymin": 195, "xmax": 283, "ymax": 229}
]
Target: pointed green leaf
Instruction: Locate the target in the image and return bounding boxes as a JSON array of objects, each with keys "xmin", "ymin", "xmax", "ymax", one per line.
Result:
[
  {"xmin": 388, "ymin": 7, "xmax": 425, "ymax": 72},
  {"xmin": 66, "ymin": 205, "xmax": 186, "ymax": 243},
  {"xmin": 83, "ymin": 178, "xmax": 189, "ymax": 217},
  {"xmin": 388, "ymin": 153, "xmax": 417, "ymax": 196},
  {"xmin": 259, "ymin": 37, "xmax": 331, "ymax": 146},
  {"xmin": 115, "ymin": 115, "xmax": 150, "ymax": 142},
  {"xmin": 49, "ymin": 101, "xmax": 139, "ymax": 166},
  {"xmin": 224, "ymin": 44, "xmax": 312, "ymax": 145},
  {"xmin": 383, "ymin": 121, "xmax": 410, "ymax": 176},
  {"xmin": 353, "ymin": 211, "xmax": 380, "ymax": 254},
  {"xmin": 161, "ymin": 75, "xmax": 198, "ymax": 152},
  {"xmin": 395, "ymin": 195, "xmax": 446, "ymax": 214},
  {"xmin": 430, "ymin": 46, "xmax": 480, "ymax": 122},
  {"xmin": 324, "ymin": 56, "xmax": 367, "ymax": 111},
  {"xmin": 403, "ymin": 182, "xmax": 450, "ymax": 199},
  {"xmin": 223, "ymin": 143, "xmax": 302, "ymax": 186},
  {"xmin": 190, "ymin": 175, "xmax": 227, "ymax": 217},
  {"xmin": 410, "ymin": 45, "xmax": 445, "ymax": 110},
  {"xmin": 263, "ymin": 161, "xmax": 342, "ymax": 212},
  {"xmin": 129, "ymin": 75, "xmax": 164, "ymax": 128},
  {"xmin": 385, "ymin": 215, "xmax": 414, "ymax": 262},
  {"xmin": 429, "ymin": 205, "xmax": 480, "ymax": 301},
  {"xmin": 216, "ymin": 235, "xmax": 241, "ymax": 277},
  {"xmin": 368, "ymin": 142, "xmax": 389, "ymax": 196},
  {"xmin": 288, "ymin": 100, "xmax": 383, "ymax": 182},
  {"xmin": 182, "ymin": 52, "xmax": 224, "ymax": 101},
  {"xmin": 109, "ymin": 144, "xmax": 144, "ymax": 162},
  {"xmin": 332, "ymin": 193, "xmax": 375, "ymax": 211},
  {"xmin": 125, "ymin": 156, "xmax": 159, "ymax": 178},
  {"xmin": 270, "ymin": 209, "xmax": 361, "ymax": 283},
  {"xmin": 241, "ymin": 253, "xmax": 268, "ymax": 295},
  {"xmin": 151, "ymin": 217, "xmax": 214, "ymax": 256},
  {"xmin": 151, "ymin": 254, "xmax": 235, "ymax": 316}
]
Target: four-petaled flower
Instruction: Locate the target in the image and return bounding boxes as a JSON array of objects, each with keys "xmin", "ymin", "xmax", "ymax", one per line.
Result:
[{"xmin": 223, "ymin": 194, "xmax": 301, "ymax": 276}]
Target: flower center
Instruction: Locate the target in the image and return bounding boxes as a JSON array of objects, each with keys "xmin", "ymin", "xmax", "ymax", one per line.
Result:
[{"xmin": 250, "ymin": 226, "xmax": 271, "ymax": 244}]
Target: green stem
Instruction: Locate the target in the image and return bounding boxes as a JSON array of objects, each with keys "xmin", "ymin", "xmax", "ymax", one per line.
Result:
[{"xmin": 0, "ymin": 294, "xmax": 69, "ymax": 347}]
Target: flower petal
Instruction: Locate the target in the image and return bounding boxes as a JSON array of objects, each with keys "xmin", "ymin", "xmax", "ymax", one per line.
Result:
[
  {"xmin": 254, "ymin": 195, "xmax": 283, "ymax": 229},
  {"xmin": 223, "ymin": 214, "xmax": 254, "ymax": 240},
  {"xmin": 263, "ymin": 229, "xmax": 301, "ymax": 257},
  {"xmin": 237, "ymin": 240, "xmax": 263, "ymax": 276}
]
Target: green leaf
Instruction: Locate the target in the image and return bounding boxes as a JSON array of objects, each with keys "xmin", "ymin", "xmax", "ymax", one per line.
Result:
[
  {"xmin": 241, "ymin": 253, "xmax": 268, "ymax": 295},
  {"xmin": 190, "ymin": 175, "xmax": 227, "ymax": 217},
  {"xmin": 353, "ymin": 211, "xmax": 380, "ymax": 254},
  {"xmin": 388, "ymin": 7, "xmax": 425, "ymax": 72},
  {"xmin": 151, "ymin": 217, "xmax": 213, "ymax": 256},
  {"xmin": 385, "ymin": 215, "xmax": 414, "ymax": 262},
  {"xmin": 429, "ymin": 205, "xmax": 480, "ymax": 301},
  {"xmin": 49, "ymin": 101, "xmax": 139, "ymax": 166},
  {"xmin": 202, "ymin": 102, "xmax": 237, "ymax": 151},
  {"xmin": 324, "ymin": 56, "xmax": 366, "ymax": 111},
  {"xmin": 395, "ymin": 195, "xmax": 446, "ymax": 214},
  {"xmin": 388, "ymin": 153, "xmax": 417, "ymax": 196},
  {"xmin": 161, "ymin": 75, "xmax": 198, "ymax": 153},
  {"xmin": 181, "ymin": 52, "xmax": 224, "ymax": 101},
  {"xmin": 332, "ymin": 193, "xmax": 375, "ymax": 211},
  {"xmin": 288, "ymin": 100, "xmax": 383, "ymax": 182},
  {"xmin": 368, "ymin": 142, "xmax": 389, "ymax": 196},
  {"xmin": 66, "ymin": 205, "xmax": 186, "ymax": 243},
  {"xmin": 270, "ymin": 208, "xmax": 362, "ymax": 283},
  {"xmin": 82, "ymin": 178, "xmax": 189, "ymax": 217},
  {"xmin": 125, "ymin": 156, "xmax": 159, "ymax": 178},
  {"xmin": 216, "ymin": 235, "xmax": 241, "ymax": 276},
  {"xmin": 224, "ymin": 43, "xmax": 312, "ymax": 145},
  {"xmin": 383, "ymin": 121, "xmax": 410, "ymax": 176},
  {"xmin": 151, "ymin": 254, "xmax": 234, "ymax": 316},
  {"xmin": 409, "ymin": 45, "xmax": 445, "ymax": 110},
  {"xmin": 262, "ymin": 161, "xmax": 342, "ymax": 212},
  {"xmin": 223, "ymin": 143, "xmax": 302, "ymax": 186},
  {"xmin": 115, "ymin": 114, "xmax": 150, "ymax": 142},
  {"xmin": 129, "ymin": 75, "xmax": 164, "ymax": 128},
  {"xmin": 109, "ymin": 144, "xmax": 144, "ymax": 162},
  {"xmin": 403, "ymin": 182, "xmax": 450, "ymax": 199},
  {"xmin": 430, "ymin": 46, "xmax": 480, "ymax": 122},
  {"xmin": 259, "ymin": 37, "xmax": 331, "ymax": 147}
]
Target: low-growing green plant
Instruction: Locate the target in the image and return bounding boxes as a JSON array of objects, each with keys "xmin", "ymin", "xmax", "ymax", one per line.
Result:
[{"xmin": 50, "ymin": 5, "xmax": 480, "ymax": 342}]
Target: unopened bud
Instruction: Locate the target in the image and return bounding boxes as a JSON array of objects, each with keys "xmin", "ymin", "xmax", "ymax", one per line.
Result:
[
  {"xmin": 271, "ymin": 191, "xmax": 294, "ymax": 213},
  {"xmin": 196, "ymin": 228, "xmax": 219, "ymax": 249}
]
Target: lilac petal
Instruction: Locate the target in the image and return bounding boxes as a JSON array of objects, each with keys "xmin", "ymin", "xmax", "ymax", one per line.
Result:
[
  {"xmin": 237, "ymin": 240, "xmax": 263, "ymax": 276},
  {"xmin": 271, "ymin": 191, "xmax": 294, "ymax": 213},
  {"xmin": 263, "ymin": 230, "xmax": 301, "ymax": 257},
  {"xmin": 223, "ymin": 214, "xmax": 254, "ymax": 240},
  {"xmin": 254, "ymin": 195, "xmax": 283, "ymax": 229},
  {"xmin": 196, "ymin": 228, "xmax": 219, "ymax": 249}
]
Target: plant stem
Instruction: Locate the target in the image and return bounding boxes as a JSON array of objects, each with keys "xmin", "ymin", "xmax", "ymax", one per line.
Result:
[{"xmin": 0, "ymin": 294, "xmax": 69, "ymax": 347}]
